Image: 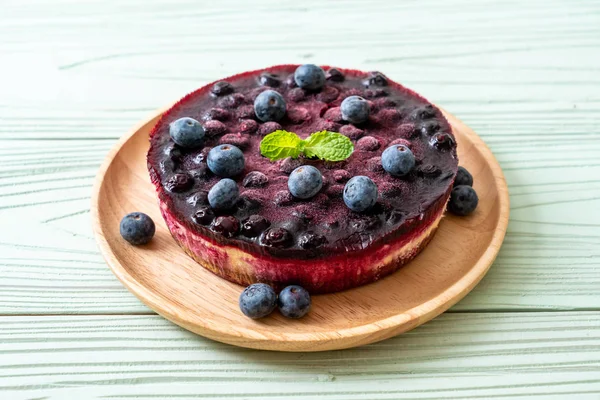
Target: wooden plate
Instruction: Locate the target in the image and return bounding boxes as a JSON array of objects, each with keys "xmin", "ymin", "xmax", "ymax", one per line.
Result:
[{"xmin": 92, "ymin": 107, "xmax": 509, "ymax": 352}]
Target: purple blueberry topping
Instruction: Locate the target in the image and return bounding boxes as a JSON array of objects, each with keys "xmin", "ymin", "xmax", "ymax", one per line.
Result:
[
  {"xmin": 278, "ymin": 285, "xmax": 311, "ymax": 319},
  {"xmin": 243, "ymin": 171, "xmax": 269, "ymax": 188},
  {"xmin": 208, "ymin": 178, "xmax": 239, "ymax": 210},
  {"xmin": 294, "ymin": 64, "xmax": 326, "ymax": 91},
  {"xmin": 211, "ymin": 215, "xmax": 240, "ymax": 238},
  {"xmin": 341, "ymin": 95, "xmax": 370, "ymax": 124},
  {"xmin": 192, "ymin": 206, "xmax": 215, "ymax": 225},
  {"xmin": 260, "ymin": 227, "xmax": 293, "ymax": 248},
  {"xmin": 254, "ymin": 90, "xmax": 287, "ymax": 122},
  {"xmin": 381, "ymin": 145, "xmax": 416, "ymax": 177},
  {"xmin": 259, "ymin": 72, "xmax": 281, "ymax": 87},
  {"xmin": 211, "ymin": 81, "xmax": 234, "ymax": 96},
  {"xmin": 165, "ymin": 173, "xmax": 193, "ymax": 193},
  {"xmin": 288, "ymin": 165, "xmax": 323, "ymax": 199},
  {"xmin": 169, "ymin": 117, "xmax": 205, "ymax": 148},
  {"xmin": 298, "ymin": 232, "xmax": 327, "ymax": 249},
  {"xmin": 207, "ymin": 144, "xmax": 245, "ymax": 177},
  {"xmin": 241, "ymin": 215, "xmax": 271, "ymax": 237},
  {"xmin": 326, "ymin": 68, "xmax": 344, "ymax": 82},
  {"xmin": 343, "ymin": 176, "xmax": 378, "ymax": 212}
]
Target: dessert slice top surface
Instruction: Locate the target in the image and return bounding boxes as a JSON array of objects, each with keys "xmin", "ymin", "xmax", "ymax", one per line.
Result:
[{"xmin": 147, "ymin": 65, "xmax": 458, "ymax": 258}]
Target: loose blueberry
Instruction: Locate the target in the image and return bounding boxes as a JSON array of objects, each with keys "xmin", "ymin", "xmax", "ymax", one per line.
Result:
[
  {"xmin": 169, "ymin": 117, "xmax": 205, "ymax": 148},
  {"xmin": 341, "ymin": 95, "xmax": 370, "ymax": 124},
  {"xmin": 211, "ymin": 215, "xmax": 240, "ymax": 238},
  {"xmin": 259, "ymin": 72, "xmax": 280, "ymax": 87},
  {"xmin": 260, "ymin": 227, "xmax": 293, "ymax": 248},
  {"xmin": 211, "ymin": 81, "xmax": 234, "ymax": 96},
  {"xmin": 294, "ymin": 64, "xmax": 326, "ymax": 90},
  {"xmin": 208, "ymin": 178, "xmax": 239, "ymax": 210},
  {"xmin": 239, "ymin": 283, "xmax": 277, "ymax": 319},
  {"xmin": 454, "ymin": 166, "xmax": 474, "ymax": 187},
  {"xmin": 254, "ymin": 90, "xmax": 286, "ymax": 122},
  {"xmin": 288, "ymin": 166, "xmax": 323, "ymax": 199},
  {"xmin": 241, "ymin": 215, "xmax": 271, "ymax": 237},
  {"xmin": 448, "ymin": 185, "xmax": 479, "ymax": 216},
  {"xmin": 119, "ymin": 212, "xmax": 155, "ymax": 245},
  {"xmin": 242, "ymin": 171, "xmax": 269, "ymax": 188},
  {"xmin": 326, "ymin": 68, "xmax": 344, "ymax": 82},
  {"xmin": 165, "ymin": 173, "xmax": 193, "ymax": 193},
  {"xmin": 278, "ymin": 285, "xmax": 311, "ymax": 319},
  {"xmin": 298, "ymin": 232, "xmax": 327, "ymax": 249},
  {"xmin": 192, "ymin": 206, "xmax": 215, "ymax": 225},
  {"xmin": 343, "ymin": 176, "xmax": 378, "ymax": 212},
  {"xmin": 381, "ymin": 145, "xmax": 416, "ymax": 177},
  {"xmin": 207, "ymin": 144, "xmax": 245, "ymax": 177}
]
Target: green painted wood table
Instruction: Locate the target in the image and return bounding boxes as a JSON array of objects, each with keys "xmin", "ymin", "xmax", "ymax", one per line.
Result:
[{"xmin": 1, "ymin": 0, "xmax": 599, "ymax": 398}]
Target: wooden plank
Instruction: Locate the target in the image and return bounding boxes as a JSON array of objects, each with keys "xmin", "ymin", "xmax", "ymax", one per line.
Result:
[
  {"xmin": 0, "ymin": 312, "xmax": 599, "ymax": 399},
  {"xmin": 0, "ymin": 0, "xmax": 599, "ymax": 313}
]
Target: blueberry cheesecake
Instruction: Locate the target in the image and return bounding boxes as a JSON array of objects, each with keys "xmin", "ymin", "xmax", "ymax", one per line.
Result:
[{"xmin": 147, "ymin": 64, "xmax": 458, "ymax": 293}]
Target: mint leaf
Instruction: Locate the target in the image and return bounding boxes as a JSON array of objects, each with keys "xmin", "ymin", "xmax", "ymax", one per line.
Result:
[
  {"xmin": 260, "ymin": 130, "xmax": 303, "ymax": 161},
  {"xmin": 303, "ymin": 130, "xmax": 354, "ymax": 161}
]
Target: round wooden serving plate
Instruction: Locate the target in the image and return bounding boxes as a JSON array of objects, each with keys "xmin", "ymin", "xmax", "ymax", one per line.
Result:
[{"xmin": 92, "ymin": 107, "xmax": 509, "ymax": 352}]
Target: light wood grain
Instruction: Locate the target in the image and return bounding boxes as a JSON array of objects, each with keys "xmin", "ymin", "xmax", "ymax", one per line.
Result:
[
  {"xmin": 0, "ymin": 0, "xmax": 599, "ymax": 395},
  {"xmin": 90, "ymin": 107, "xmax": 508, "ymax": 351},
  {"xmin": 1, "ymin": 312, "xmax": 599, "ymax": 399}
]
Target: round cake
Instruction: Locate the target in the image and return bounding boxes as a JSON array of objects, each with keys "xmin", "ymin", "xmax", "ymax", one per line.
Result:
[{"xmin": 147, "ymin": 64, "xmax": 458, "ymax": 293}]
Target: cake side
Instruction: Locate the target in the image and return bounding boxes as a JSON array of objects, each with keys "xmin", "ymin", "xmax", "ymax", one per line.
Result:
[{"xmin": 160, "ymin": 183, "xmax": 450, "ymax": 293}]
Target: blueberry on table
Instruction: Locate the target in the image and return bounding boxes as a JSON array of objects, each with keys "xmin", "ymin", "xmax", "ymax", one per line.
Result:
[
  {"xmin": 278, "ymin": 285, "xmax": 311, "ymax": 319},
  {"xmin": 341, "ymin": 95, "xmax": 370, "ymax": 124},
  {"xmin": 288, "ymin": 165, "xmax": 323, "ymax": 199},
  {"xmin": 208, "ymin": 178, "xmax": 239, "ymax": 210},
  {"xmin": 381, "ymin": 145, "xmax": 415, "ymax": 177},
  {"xmin": 343, "ymin": 176, "xmax": 378, "ymax": 212},
  {"xmin": 239, "ymin": 283, "xmax": 277, "ymax": 319},
  {"xmin": 119, "ymin": 212, "xmax": 155, "ymax": 245},
  {"xmin": 254, "ymin": 90, "xmax": 287, "ymax": 122},
  {"xmin": 454, "ymin": 166, "xmax": 474, "ymax": 187},
  {"xmin": 169, "ymin": 117, "xmax": 205, "ymax": 148},
  {"xmin": 448, "ymin": 185, "xmax": 478, "ymax": 216},
  {"xmin": 207, "ymin": 144, "xmax": 245, "ymax": 177},
  {"xmin": 294, "ymin": 64, "xmax": 326, "ymax": 90}
]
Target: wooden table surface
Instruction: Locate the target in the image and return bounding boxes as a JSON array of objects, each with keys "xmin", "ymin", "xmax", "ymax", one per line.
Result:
[{"xmin": 1, "ymin": 0, "xmax": 599, "ymax": 398}]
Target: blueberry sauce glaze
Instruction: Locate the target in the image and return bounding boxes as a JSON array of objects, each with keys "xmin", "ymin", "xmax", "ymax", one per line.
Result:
[{"xmin": 148, "ymin": 65, "xmax": 457, "ymax": 259}]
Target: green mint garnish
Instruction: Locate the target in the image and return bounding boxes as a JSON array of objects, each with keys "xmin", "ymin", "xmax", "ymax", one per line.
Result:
[
  {"xmin": 259, "ymin": 130, "xmax": 304, "ymax": 161},
  {"xmin": 260, "ymin": 130, "xmax": 353, "ymax": 162}
]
